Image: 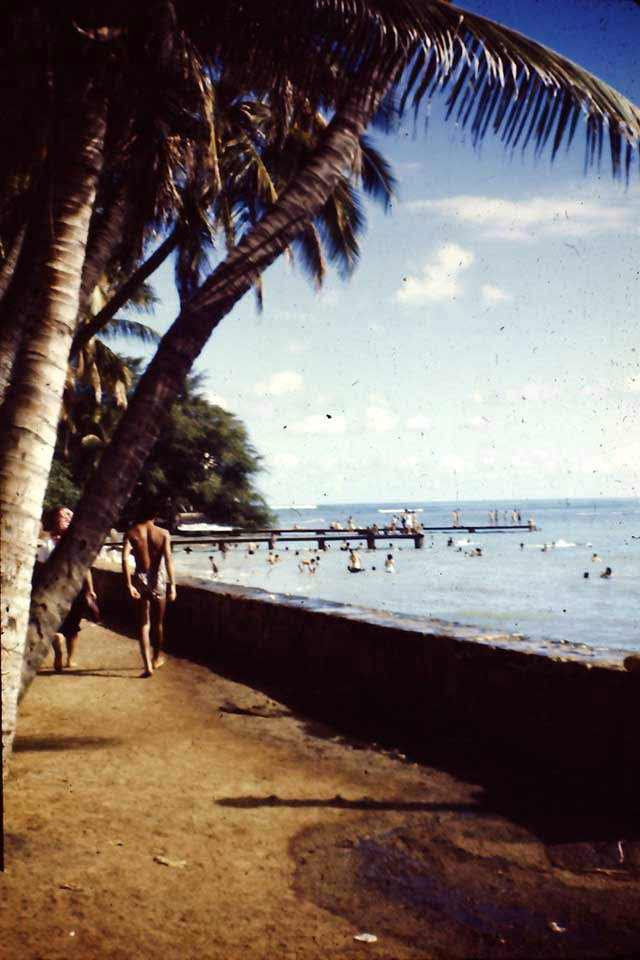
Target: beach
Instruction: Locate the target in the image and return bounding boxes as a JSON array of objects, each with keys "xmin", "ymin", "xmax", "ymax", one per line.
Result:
[{"xmin": 3, "ymin": 621, "xmax": 640, "ymax": 959}]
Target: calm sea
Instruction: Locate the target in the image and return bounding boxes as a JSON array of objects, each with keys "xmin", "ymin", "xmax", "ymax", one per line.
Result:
[{"xmin": 173, "ymin": 498, "xmax": 640, "ymax": 662}]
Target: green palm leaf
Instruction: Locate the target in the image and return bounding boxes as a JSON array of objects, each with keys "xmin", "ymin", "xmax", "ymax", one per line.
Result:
[
  {"xmin": 293, "ymin": 223, "xmax": 327, "ymax": 288},
  {"xmin": 97, "ymin": 317, "xmax": 161, "ymax": 345},
  {"xmin": 187, "ymin": 0, "xmax": 640, "ymax": 175}
]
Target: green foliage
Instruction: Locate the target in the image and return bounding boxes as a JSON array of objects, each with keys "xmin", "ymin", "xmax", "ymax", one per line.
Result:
[
  {"xmin": 42, "ymin": 459, "xmax": 80, "ymax": 515},
  {"xmin": 125, "ymin": 374, "xmax": 273, "ymax": 528}
]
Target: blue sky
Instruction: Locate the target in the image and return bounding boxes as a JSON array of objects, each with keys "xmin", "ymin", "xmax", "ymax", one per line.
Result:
[{"xmin": 126, "ymin": 0, "xmax": 640, "ymax": 506}]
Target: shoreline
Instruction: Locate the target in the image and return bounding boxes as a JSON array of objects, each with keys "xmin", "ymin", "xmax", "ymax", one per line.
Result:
[{"xmin": 98, "ymin": 551, "xmax": 632, "ymax": 666}]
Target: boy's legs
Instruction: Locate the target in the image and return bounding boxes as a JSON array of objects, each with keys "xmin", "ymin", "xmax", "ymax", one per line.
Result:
[
  {"xmin": 150, "ymin": 596, "xmax": 167, "ymax": 669},
  {"xmin": 137, "ymin": 597, "xmax": 153, "ymax": 677},
  {"xmin": 65, "ymin": 632, "xmax": 78, "ymax": 668}
]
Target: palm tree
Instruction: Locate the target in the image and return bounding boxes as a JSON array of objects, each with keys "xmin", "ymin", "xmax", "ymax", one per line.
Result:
[
  {"xmin": 5, "ymin": 1, "xmax": 640, "ymax": 775},
  {"xmin": 70, "ymin": 88, "xmax": 395, "ymax": 358}
]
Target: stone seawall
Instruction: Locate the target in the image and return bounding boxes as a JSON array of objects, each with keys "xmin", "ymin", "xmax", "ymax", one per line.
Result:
[{"xmin": 92, "ymin": 565, "xmax": 640, "ymax": 796}]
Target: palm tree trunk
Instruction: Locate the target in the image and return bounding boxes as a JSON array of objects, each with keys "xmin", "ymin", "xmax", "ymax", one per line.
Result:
[
  {"xmin": 23, "ymin": 63, "xmax": 401, "ymax": 700},
  {"xmin": 0, "ymin": 185, "xmax": 52, "ymax": 405},
  {"xmin": 71, "ymin": 229, "xmax": 178, "ymax": 358},
  {"xmin": 1, "ymin": 93, "xmax": 106, "ymax": 777},
  {"xmin": 77, "ymin": 180, "xmax": 132, "ymax": 322},
  {"xmin": 0, "ymin": 224, "xmax": 26, "ymax": 303}
]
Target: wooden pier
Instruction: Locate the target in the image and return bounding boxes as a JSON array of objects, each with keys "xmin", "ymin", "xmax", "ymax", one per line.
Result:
[{"xmin": 151, "ymin": 523, "xmax": 536, "ymax": 552}]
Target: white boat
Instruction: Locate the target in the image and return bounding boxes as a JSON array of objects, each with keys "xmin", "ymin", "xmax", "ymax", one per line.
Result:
[{"xmin": 175, "ymin": 522, "xmax": 233, "ymax": 535}]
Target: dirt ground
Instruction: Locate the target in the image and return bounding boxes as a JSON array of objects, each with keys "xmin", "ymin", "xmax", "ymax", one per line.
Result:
[{"xmin": 2, "ymin": 622, "xmax": 640, "ymax": 960}]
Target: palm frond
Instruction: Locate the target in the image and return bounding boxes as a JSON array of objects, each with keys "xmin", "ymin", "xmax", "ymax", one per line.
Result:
[
  {"xmin": 190, "ymin": 0, "xmax": 640, "ymax": 175},
  {"xmin": 395, "ymin": 1, "xmax": 640, "ymax": 175},
  {"xmin": 293, "ymin": 224, "xmax": 326, "ymax": 289},
  {"xmin": 122, "ymin": 281, "xmax": 160, "ymax": 315},
  {"xmin": 97, "ymin": 317, "xmax": 161, "ymax": 344},
  {"xmin": 315, "ymin": 179, "xmax": 365, "ymax": 277},
  {"xmin": 356, "ymin": 135, "xmax": 396, "ymax": 211}
]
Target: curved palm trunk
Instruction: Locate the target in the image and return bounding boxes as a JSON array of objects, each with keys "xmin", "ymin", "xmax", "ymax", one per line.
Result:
[
  {"xmin": 77, "ymin": 181, "xmax": 132, "ymax": 322},
  {"xmin": 0, "ymin": 202, "xmax": 50, "ymax": 405},
  {"xmin": 0, "ymin": 225, "xmax": 26, "ymax": 303},
  {"xmin": 1, "ymin": 95, "xmax": 106, "ymax": 777},
  {"xmin": 23, "ymin": 64, "xmax": 400, "ymax": 700},
  {"xmin": 71, "ymin": 229, "xmax": 178, "ymax": 358}
]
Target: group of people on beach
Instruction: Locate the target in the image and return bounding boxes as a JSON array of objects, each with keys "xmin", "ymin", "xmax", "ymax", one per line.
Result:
[{"xmin": 39, "ymin": 498, "xmax": 177, "ymax": 679}]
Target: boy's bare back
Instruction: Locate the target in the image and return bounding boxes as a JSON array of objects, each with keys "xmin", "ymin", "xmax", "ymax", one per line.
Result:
[{"xmin": 127, "ymin": 520, "xmax": 168, "ymax": 572}]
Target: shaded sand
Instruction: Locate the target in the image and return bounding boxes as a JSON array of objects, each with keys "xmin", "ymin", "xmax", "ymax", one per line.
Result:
[{"xmin": 2, "ymin": 623, "xmax": 640, "ymax": 959}]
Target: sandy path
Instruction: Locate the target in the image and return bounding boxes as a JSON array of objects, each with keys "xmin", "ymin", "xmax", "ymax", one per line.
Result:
[
  {"xmin": 2, "ymin": 623, "xmax": 640, "ymax": 959},
  {"xmin": 0, "ymin": 623, "xmax": 455, "ymax": 959}
]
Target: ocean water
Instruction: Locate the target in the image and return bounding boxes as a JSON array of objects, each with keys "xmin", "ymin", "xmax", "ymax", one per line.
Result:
[{"xmin": 173, "ymin": 498, "xmax": 640, "ymax": 661}]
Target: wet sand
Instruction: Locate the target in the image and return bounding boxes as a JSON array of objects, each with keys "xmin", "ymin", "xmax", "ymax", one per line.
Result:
[{"xmin": 2, "ymin": 622, "xmax": 640, "ymax": 959}]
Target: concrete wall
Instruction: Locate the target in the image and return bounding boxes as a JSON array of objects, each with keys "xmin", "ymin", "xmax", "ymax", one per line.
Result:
[{"xmin": 93, "ymin": 565, "xmax": 640, "ymax": 790}]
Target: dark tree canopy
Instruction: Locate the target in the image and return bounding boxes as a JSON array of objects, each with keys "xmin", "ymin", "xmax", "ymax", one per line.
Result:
[{"xmin": 126, "ymin": 374, "xmax": 273, "ymax": 528}]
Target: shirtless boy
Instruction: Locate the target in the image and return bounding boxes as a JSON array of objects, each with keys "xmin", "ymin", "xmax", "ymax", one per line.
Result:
[{"xmin": 123, "ymin": 503, "xmax": 176, "ymax": 677}]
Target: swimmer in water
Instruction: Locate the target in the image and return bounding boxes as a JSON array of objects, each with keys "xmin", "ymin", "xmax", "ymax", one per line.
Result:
[
  {"xmin": 347, "ymin": 549, "xmax": 363, "ymax": 573},
  {"xmin": 600, "ymin": 566, "xmax": 612, "ymax": 579},
  {"xmin": 384, "ymin": 553, "xmax": 395, "ymax": 573}
]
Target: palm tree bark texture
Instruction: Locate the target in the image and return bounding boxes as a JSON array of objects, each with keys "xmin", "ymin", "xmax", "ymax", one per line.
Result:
[
  {"xmin": 0, "ymin": 88, "xmax": 107, "ymax": 775},
  {"xmin": 22, "ymin": 66, "xmax": 400, "ymax": 705}
]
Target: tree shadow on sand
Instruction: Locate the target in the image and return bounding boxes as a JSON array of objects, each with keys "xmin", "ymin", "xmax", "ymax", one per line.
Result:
[
  {"xmin": 38, "ymin": 667, "xmax": 141, "ymax": 679},
  {"xmin": 216, "ymin": 795, "xmax": 480, "ymax": 813},
  {"xmin": 14, "ymin": 734, "xmax": 123, "ymax": 752}
]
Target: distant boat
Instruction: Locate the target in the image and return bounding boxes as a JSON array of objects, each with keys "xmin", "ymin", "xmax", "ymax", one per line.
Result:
[
  {"xmin": 272, "ymin": 504, "xmax": 317, "ymax": 510},
  {"xmin": 175, "ymin": 522, "xmax": 233, "ymax": 535},
  {"xmin": 378, "ymin": 508, "xmax": 423, "ymax": 514}
]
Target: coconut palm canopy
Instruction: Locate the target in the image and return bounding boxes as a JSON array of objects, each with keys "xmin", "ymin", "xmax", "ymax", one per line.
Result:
[{"xmin": 3, "ymin": 0, "xmax": 640, "ymax": 776}]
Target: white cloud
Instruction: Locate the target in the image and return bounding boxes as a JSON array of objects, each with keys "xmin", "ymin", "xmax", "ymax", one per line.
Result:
[
  {"xmin": 407, "ymin": 194, "xmax": 634, "ymax": 241},
  {"xmin": 406, "ymin": 415, "xmax": 432, "ymax": 431},
  {"xmin": 289, "ymin": 414, "xmax": 347, "ymax": 434},
  {"xmin": 273, "ymin": 452, "xmax": 300, "ymax": 468},
  {"xmin": 611, "ymin": 444, "xmax": 640, "ymax": 467},
  {"xmin": 481, "ymin": 284, "xmax": 511, "ymax": 305},
  {"xmin": 395, "ymin": 243, "xmax": 474, "ymax": 304},
  {"xmin": 255, "ymin": 370, "xmax": 303, "ymax": 396},
  {"xmin": 366, "ymin": 406, "xmax": 398, "ymax": 432},
  {"xmin": 443, "ymin": 454, "xmax": 464, "ymax": 471},
  {"xmin": 468, "ymin": 415, "xmax": 490, "ymax": 428},
  {"xmin": 206, "ymin": 392, "xmax": 228, "ymax": 408},
  {"xmin": 284, "ymin": 339, "xmax": 307, "ymax": 355},
  {"xmin": 318, "ymin": 289, "xmax": 339, "ymax": 307}
]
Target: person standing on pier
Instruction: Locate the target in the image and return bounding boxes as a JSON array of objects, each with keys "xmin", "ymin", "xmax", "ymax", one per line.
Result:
[{"xmin": 123, "ymin": 499, "xmax": 177, "ymax": 677}]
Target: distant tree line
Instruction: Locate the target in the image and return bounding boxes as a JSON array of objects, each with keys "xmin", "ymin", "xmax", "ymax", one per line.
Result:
[{"xmin": 44, "ymin": 362, "xmax": 272, "ymax": 528}]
